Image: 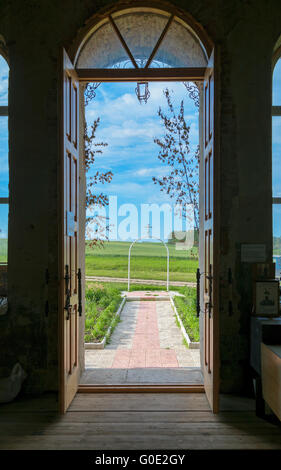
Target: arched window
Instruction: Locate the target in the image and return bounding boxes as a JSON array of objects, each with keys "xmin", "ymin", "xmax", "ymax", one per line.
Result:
[
  {"xmin": 272, "ymin": 55, "xmax": 281, "ymax": 277},
  {"xmin": 75, "ymin": 10, "xmax": 208, "ymax": 69},
  {"xmin": 0, "ymin": 53, "xmax": 9, "ymax": 270}
]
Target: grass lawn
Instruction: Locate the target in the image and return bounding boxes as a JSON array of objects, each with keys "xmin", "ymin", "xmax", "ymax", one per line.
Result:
[
  {"xmin": 0, "ymin": 239, "xmax": 7, "ymax": 263},
  {"xmin": 85, "ymin": 241, "xmax": 198, "ymax": 282},
  {"xmin": 85, "ymin": 281, "xmax": 199, "ymax": 346},
  {"xmin": 173, "ymin": 287, "xmax": 199, "ymax": 342},
  {"xmin": 84, "ymin": 285, "xmax": 122, "ymax": 343}
]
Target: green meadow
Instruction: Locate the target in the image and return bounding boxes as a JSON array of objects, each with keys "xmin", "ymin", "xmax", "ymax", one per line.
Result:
[
  {"xmin": 0, "ymin": 239, "xmax": 7, "ymax": 263},
  {"xmin": 85, "ymin": 241, "xmax": 198, "ymax": 282}
]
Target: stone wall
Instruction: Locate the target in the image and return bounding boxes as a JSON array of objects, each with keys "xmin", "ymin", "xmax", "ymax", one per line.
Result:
[{"xmin": 0, "ymin": 0, "xmax": 280, "ymax": 395}]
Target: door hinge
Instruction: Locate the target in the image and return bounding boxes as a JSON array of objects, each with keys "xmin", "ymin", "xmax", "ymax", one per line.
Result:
[{"xmin": 78, "ymin": 268, "xmax": 82, "ymax": 317}]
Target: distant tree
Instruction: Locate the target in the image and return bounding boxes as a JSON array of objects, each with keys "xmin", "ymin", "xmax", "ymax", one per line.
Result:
[
  {"xmin": 84, "ymin": 116, "xmax": 113, "ymax": 247},
  {"xmin": 152, "ymin": 88, "xmax": 199, "ymax": 232}
]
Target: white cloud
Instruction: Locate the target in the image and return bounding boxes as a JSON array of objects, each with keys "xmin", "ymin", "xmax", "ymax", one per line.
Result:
[
  {"xmin": 0, "ymin": 56, "xmax": 8, "ymax": 106},
  {"xmin": 85, "ymin": 81, "xmax": 199, "ymax": 210},
  {"xmin": 134, "ymin": 167, "xmax": 169, "ymax": 177},
  {"xmin": 86, "ymin": 81, "xmax": 198, "ymax": 126}
]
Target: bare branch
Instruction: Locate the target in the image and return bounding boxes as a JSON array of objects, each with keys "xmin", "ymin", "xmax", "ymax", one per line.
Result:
[{"xmin": 153, "ymin": 89, "xmax": 199, "ymax": 231}]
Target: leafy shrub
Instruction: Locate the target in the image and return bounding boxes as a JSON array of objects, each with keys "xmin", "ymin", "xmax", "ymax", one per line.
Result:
[
  {"xmin": 84, "ymin": 285, "xmax": 122, "ymax": 343},
  {"xmin": 174, "ymin": 287, "xmax": 199, "ymax": 343}
]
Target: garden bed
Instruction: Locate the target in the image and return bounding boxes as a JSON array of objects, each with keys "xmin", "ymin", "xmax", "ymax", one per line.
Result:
[
  {"xmin": 84, "ymin": 285, "xmax": 124, "ymax": 349},
  {"xmin": 84, "ymin": 282, "xmax": 199, "ymax": 350},
  {"xmin": 171, "ymin": 287, "xmax": 200, "ymax": 348}
]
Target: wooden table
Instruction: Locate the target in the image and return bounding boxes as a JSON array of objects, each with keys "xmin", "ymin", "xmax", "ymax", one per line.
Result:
[{"xmin": 261, "ymin": 343, "xmax": 281, "ymax": 421}]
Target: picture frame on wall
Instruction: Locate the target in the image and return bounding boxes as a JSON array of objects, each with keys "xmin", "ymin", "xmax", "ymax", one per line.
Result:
[{"xmin": 254, "ymin": 280, "xmax": 280, "ymax": 317}]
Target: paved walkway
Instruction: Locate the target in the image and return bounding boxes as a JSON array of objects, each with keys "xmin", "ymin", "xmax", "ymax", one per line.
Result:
[
  {"xmin": 86, "ymin": 276, "xmax": 196, "ymax": 287},
  {"xmin": 83, "ymin": 298, "xmax": 201, "ymax": 383}
]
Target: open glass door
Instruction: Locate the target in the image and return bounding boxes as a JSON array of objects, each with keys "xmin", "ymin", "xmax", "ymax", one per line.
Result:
[
  {"xmin": 202, "ymin": 49, "xmax": 220, "ymax": 413},
  {"xmin": 59, "ymin": 49, "xmax": 81, "ymax": 413}
]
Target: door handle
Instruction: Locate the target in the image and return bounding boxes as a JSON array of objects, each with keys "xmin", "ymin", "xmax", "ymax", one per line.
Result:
[
  {"xmin": 64, "ymin": 302, "xmax": 72, "ymax": 320},
  {"xmin": 196, "ymin": 268, "xmax": 200, "ymax": 317},
  {"xmin": 206, "ymin": 264, "xmax": 213, "ymax": 318}
]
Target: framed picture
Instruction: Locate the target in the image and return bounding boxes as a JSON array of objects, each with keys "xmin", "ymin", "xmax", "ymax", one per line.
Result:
[{"xmin": 254, "ymin": 280, "xmax": 280, "ymax": 317}]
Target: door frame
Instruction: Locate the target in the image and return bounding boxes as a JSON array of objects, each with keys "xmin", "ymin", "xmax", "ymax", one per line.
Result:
[
  {"xmin": 59, "ymin": 61, "xmax": 220, "ymax": 411},
  {"xmin": 80, "ymin": 66, "xmax": 220, "ymax": 385},
  {"xmin": 59, "ymin": 49, "xmax": 82, "ymax": 413}
]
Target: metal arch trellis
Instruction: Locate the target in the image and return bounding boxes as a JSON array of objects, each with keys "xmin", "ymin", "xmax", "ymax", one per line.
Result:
[{"xmin": 127, "ymin": 238, "xmax": 169, "ymax": 292}]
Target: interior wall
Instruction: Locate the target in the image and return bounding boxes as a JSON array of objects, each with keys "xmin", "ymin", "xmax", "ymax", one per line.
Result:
[{"xmin": 0, "ymin": 0, "xmax": 280, "ymax": 395}]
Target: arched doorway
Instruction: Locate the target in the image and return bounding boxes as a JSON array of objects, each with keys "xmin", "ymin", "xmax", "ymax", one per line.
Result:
[{"xmin": 59, "ymin": 3, "xmax": 219, "ymax": 414}]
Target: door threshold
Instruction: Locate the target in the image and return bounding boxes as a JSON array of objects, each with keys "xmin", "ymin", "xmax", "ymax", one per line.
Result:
[{"xmin": 78, "ymin": 384, "xmax": 205, "ymax": 393}]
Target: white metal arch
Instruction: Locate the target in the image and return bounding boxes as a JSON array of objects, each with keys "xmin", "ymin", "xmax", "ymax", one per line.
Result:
[{"xmin": 127, "ymin": 237, "xmax": 169, "ymax": 291}]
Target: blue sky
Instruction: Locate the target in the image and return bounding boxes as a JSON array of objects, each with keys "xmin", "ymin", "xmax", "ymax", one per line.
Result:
[
  {"xmin": 0, "ymin": 55, "xmax": 8, "ymax": 245},
  {"xmin": 85, "ymin": 81, "xmax": 199, "ymax": 241},
  {"xmin": 0, "ymin": 55, "xmax": 281, "ymax": 242},
  {"xmin": 273, "ymin": 58, "xmax": 281, "ymax": 239}
]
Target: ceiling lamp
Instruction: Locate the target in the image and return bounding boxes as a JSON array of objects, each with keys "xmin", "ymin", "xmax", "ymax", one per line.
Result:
[{"xmin": 135, "ymin": 81, "xmax": 150, "ymax": 104}]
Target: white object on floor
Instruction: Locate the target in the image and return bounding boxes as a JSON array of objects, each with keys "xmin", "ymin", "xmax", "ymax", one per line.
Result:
[
  {"xmin": 0, "ymin": 297, "xmax": 8, "ymax": 316},
  {"xmin": 0, "ymin": 363, "xmax": 27, "ymax": 403}
]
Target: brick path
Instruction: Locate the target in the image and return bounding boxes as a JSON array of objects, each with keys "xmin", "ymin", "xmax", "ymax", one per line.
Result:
[
  {"xmin": 85, "ymin": 298, "xmax": 200, "ymax": 370},
  {"xmin": 112, "ymin": 301, "xmax": 179, "ymax": 368}
]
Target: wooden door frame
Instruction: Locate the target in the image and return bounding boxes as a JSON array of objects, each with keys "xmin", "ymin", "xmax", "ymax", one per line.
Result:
[
  {"xmin": 58, "ymin": 49, "xmax": 65, "ymax": 412},
  {"xmin": 212, "ymin": 47, "xmax": 221, "ymax": 412},
  {"xmin": 58, "ymin": 2, "xmax": 220, "ymax": 412},
  {"xmin": 201, "ymin": 49, "xmax": 220, "ymax": 412},
  {"xmin": 72, "ymin": 66, "xmax": 219, "ymax": 395},
  {"xmin": 58, "ymin": 66, "xmax": 220, "ymax": 402},
  {"xmin": 58, "ymin": 50, "xmax": 82, "ymax": 413}
]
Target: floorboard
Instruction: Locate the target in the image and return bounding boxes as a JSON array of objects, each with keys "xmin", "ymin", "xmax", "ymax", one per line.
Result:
[
  {"xmin": 0, "ymin": 392, "xmax": 281, "ymax": 450},
  {"xmin": 80, "ymin": 367, "xmax": 203, "ymax": 385}
]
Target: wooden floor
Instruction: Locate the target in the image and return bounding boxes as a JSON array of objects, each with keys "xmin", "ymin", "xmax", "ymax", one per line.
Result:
[{"xmin": 0, "ymin": 392, "xmax": 281, "ymax": 449}]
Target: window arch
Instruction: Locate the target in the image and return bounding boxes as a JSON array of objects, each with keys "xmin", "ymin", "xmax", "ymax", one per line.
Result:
[
  {"xmin": 272, "ymin": 51, "xmax": 281, "ymax": 277},
  {"xmin": 0, "ymin": 52, "xmax": 9, "ymax": 272},
  {"xmin": 73, "ymin": 7, "xmax": 210, "ymax": 69}
]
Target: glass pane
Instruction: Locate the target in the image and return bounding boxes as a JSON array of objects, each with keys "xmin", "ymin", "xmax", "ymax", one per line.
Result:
[
  {"xmin": 77, "ymin": 13, "xmax": 207, "ymax": 69},
  {"xmin": 0, "ymin": 204, "xmax": 8, "ymax": 263},
  {"xmin": 273, "ymin": 58, "xmax": 281, "ymax": 106},
  {"xmin": 154, "ymin": 18, "xmax": 207, "ymax": 67},
  {"xmin": 0, "ymin": 116, "xmax": 8, "ymax": 197},
  {"xmin": 113, "ymin": 12, "xmax": 169, "ymax": 66},
  {"xmin": 0, "ymin": 55, "xmax": 8, "ymax": 106},
  {"xmin": 77, "ymin": 20, "xmax": 131, "ymax": 69},
  {"xmin": 272, "ymin": 116, "xmax": 281, "ymax": 197}
]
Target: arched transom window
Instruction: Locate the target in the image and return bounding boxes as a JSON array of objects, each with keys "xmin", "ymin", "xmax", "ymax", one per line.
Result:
[{"xmin": 75, "ymin": 8, "xmax": 208, "ymax": 69}]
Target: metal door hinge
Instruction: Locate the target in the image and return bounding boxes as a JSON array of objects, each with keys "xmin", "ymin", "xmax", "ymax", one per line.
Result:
[{"xmin": 78, "ymin": 268, "xmax": 82, "ymax": 317}]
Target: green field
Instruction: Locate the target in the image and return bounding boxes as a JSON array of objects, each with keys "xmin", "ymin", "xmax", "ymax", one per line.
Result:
[
  {"xmin": 85, "ymin": 241, "xmax": 198, "ymax": 282},
  {"xmin": 0, "ymin": 239, "xmax": 7, "ymax": 263}
]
